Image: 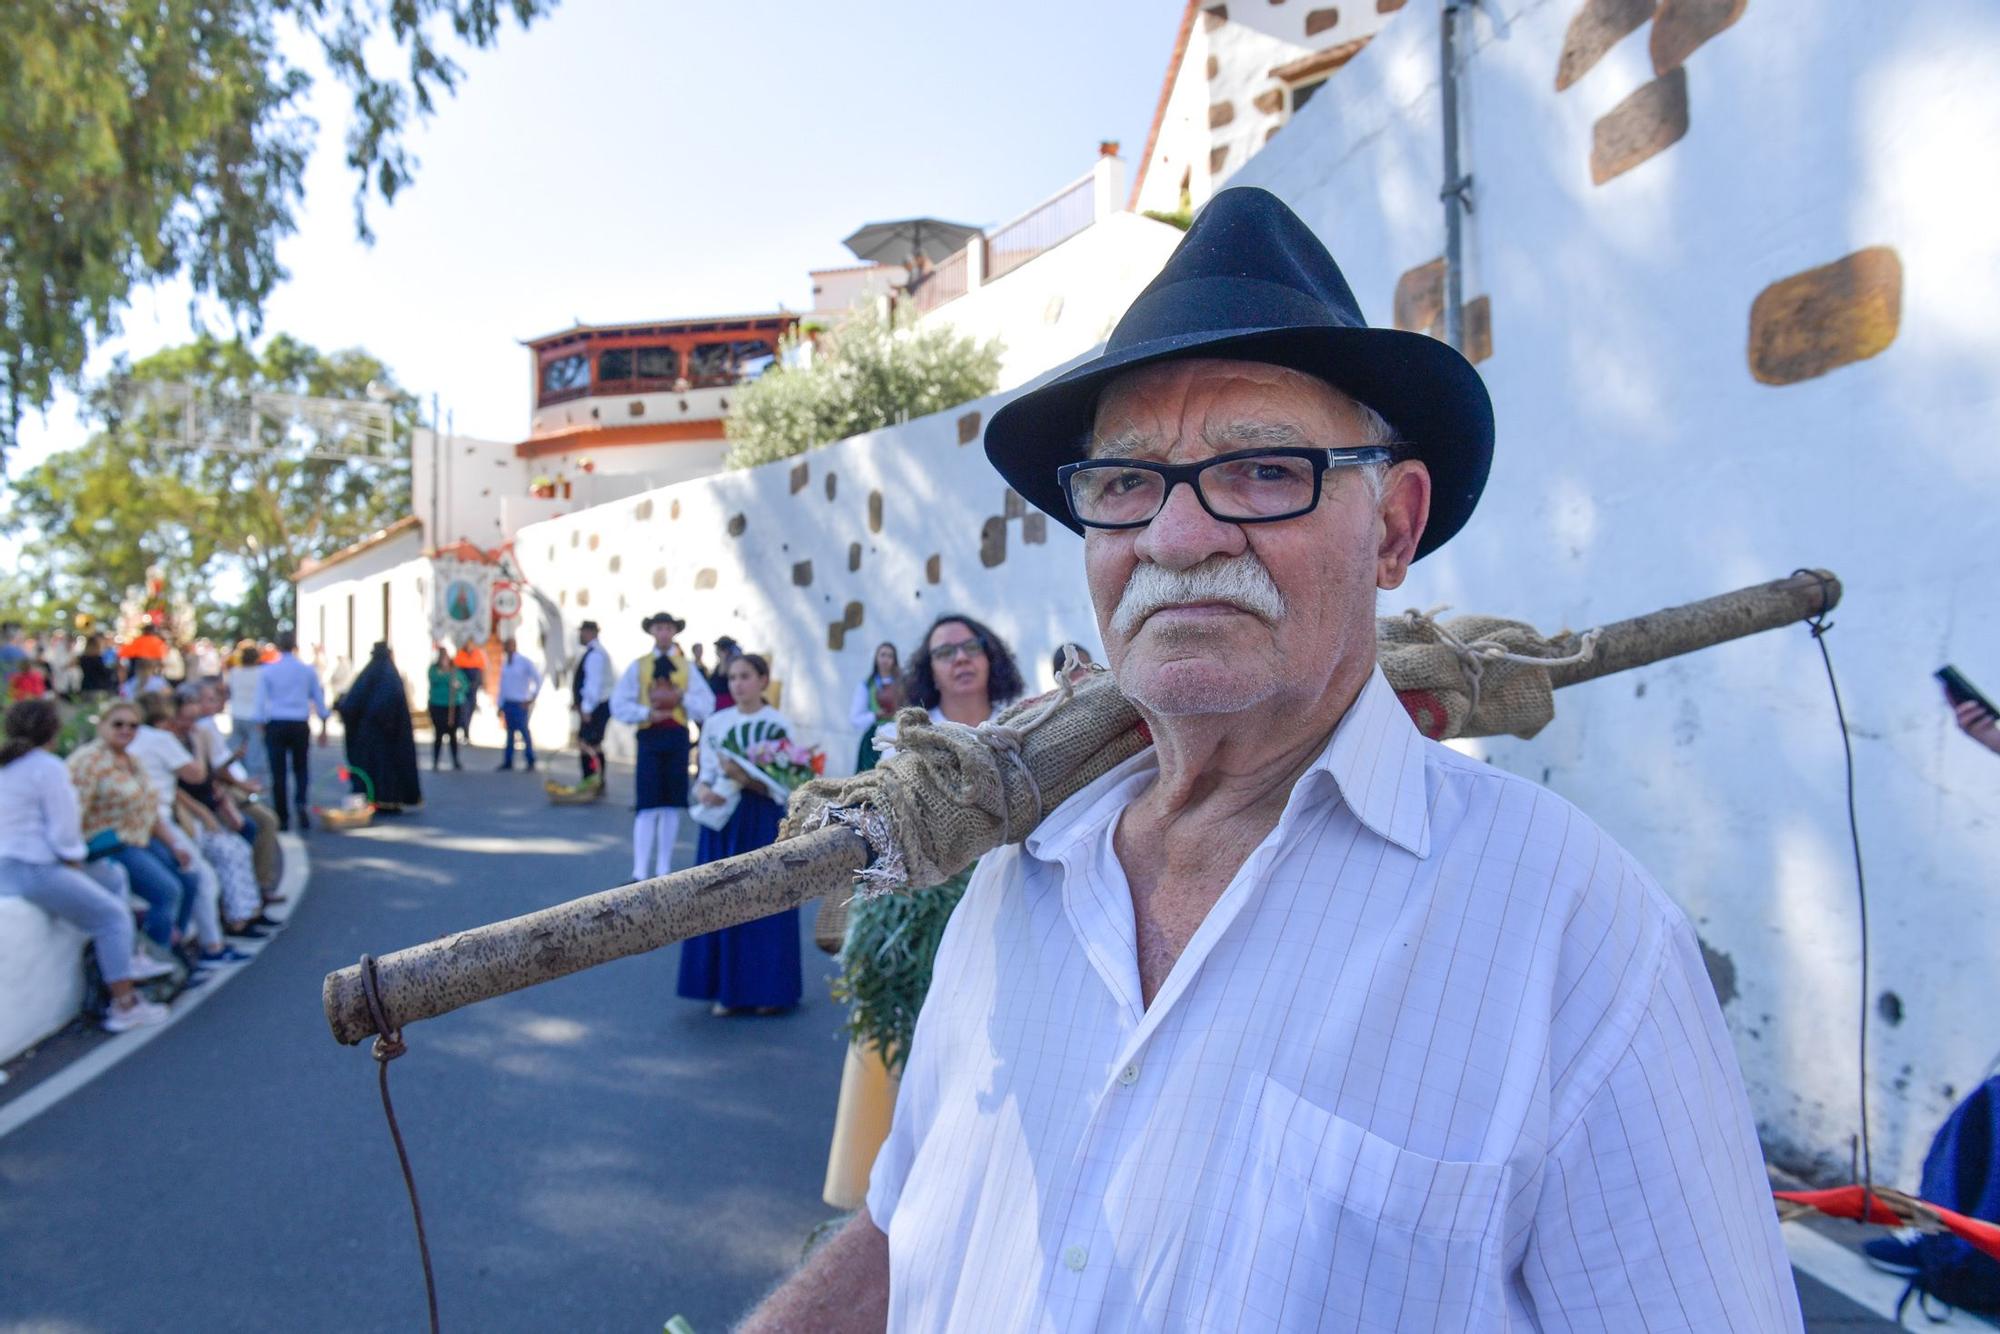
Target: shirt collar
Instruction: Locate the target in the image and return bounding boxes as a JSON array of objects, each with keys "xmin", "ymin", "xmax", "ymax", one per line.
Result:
[{"xmin": 1025, "ymin": 666, "xmax": 1431, "ymax": 863}]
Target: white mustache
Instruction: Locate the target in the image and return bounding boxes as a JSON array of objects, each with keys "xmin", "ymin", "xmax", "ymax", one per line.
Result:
[{"xmin": 1111, "ymin": 555, "xmax": 1286, "ymax": 637}]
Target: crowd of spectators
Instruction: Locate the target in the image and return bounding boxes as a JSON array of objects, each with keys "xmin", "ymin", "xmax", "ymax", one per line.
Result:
[{"xmin": 1, "ymin": 621, "xmax": 299, "ymax": 1037}]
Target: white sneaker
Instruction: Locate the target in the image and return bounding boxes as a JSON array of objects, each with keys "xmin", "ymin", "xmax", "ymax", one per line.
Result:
[
  {"xmin": 126, "ymin": 952, "xmax": 176, "ymax": 982},
  {"xmin": 102, "ymin": 998, "xmax": 170, "ymax": 1032}
]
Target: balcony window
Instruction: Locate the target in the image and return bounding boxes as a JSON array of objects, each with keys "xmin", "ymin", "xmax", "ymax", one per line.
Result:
[
  {"xmin": 635, "ymin": 346, "xmax": 680, "ymax": 381},
  {"xmin": 689, "ymin": 339, "xmax": 775, "ymax": 386},
  {"xmin": 598, "ymin": 348, "xmax": 633, "ymax": 381},
  {"xmin": 540, "ymin": 353, "xmax": 589, "ymax": 402}
]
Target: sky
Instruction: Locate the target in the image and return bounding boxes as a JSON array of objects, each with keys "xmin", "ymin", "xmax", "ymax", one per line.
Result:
[{"xmin": 10, "ymin": 0, "xmax": 1183, "ymax": 470}]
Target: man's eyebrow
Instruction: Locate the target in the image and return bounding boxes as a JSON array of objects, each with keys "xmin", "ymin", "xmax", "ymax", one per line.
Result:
[
  {"xmin": 1084, "ymin": 430, "xmax": 1155, "ymax": 460},
  {"xmin": 1201, "ymin": 420, "xmax": 1312, "ymax": 450}
]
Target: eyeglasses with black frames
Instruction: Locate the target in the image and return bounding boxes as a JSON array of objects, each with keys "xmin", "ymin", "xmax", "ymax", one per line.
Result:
[
  {"xmin": 1057, "ymin": 446, "xmax": 1394, "ymax": 530},
  {"xmin": 927, "ymin": 639, "xmax": 988, "ymax": 665}
]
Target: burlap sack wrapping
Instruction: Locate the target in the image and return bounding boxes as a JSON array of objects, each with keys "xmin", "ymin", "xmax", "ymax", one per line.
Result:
[
  {"xmin": 784, "ymin": 669, "xmax": 1148, "ymax": 896},
  {"xmin": 1376, "ymin": 609, "xmax": 1591, "ymax": 742}
]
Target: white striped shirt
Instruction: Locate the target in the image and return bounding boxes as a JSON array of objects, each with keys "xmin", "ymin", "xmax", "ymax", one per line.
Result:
[{"xmin": 867, "ymin": 668, "xmax": 1801, "ymax": 1331}]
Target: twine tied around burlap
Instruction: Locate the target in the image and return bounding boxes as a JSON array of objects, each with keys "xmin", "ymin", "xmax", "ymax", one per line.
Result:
[
  {"xmin": 786, "ymin": 657, "xmax": 1147, "ymax": 900},
  {"xmin": 1379, "ymin": 607, "xmax": 1599, "ymax": 742}
]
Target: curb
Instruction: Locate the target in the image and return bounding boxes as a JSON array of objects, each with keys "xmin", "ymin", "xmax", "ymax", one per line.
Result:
[{"xmin": 0, "ymin": 832, "xmax": 312, "ymax": 1142}]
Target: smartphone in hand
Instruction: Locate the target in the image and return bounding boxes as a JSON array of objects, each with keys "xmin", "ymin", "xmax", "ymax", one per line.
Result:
[{"xmin": 1937, "ymin": 665, "xmax": 1998, "ymax": 719}]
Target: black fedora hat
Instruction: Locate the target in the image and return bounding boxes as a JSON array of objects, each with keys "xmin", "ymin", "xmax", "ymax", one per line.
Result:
[
  {"xmin": 577, "ymin": 619, "xmax": 601, "ymax": 635},
  {"xmin": 984, "ymin": 187, "xmax": 1493, "ymax": 559},
  {"xmin": 641, "ymin": 611, "xmax": 685, "ymax": 633}
]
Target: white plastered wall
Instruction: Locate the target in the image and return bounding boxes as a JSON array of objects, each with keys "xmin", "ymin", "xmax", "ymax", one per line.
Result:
[{"xmin": 1231, "ymin": 0, "xmax": 2000, "ymax": 1183}]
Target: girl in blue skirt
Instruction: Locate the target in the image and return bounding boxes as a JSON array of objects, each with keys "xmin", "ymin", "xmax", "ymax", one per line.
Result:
[{"xmin": 677, "ymin": 653, "xmax": 802, "ymax": 1015}]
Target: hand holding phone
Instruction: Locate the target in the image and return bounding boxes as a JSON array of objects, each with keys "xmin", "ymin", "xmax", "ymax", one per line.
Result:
[{"xmin": 1939, "ymin": 665, "xmax": 2000, "ymax": 755}]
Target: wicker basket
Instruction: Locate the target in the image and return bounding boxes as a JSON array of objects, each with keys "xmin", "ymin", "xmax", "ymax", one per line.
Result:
[
  {"xmin": 544, "ymin": 777, "xmax": 606, "ymax": 806},
  {"xmin": 315, "ymin": 765, "xmax": 377, "ymax": 830}
]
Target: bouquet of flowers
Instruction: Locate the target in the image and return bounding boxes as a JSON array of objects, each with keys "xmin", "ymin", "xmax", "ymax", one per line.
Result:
[{"xmin": 692, "ymin": 719, "xmax": 826, "ymax": 830}]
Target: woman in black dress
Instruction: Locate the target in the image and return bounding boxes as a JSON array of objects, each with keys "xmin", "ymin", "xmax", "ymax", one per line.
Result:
[{"xmin": 335, "ymin": 644, "xmax": 423, "ymax": 812}]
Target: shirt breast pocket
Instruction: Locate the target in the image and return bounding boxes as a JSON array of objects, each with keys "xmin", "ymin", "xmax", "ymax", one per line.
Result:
[{"xmin": 1200, "ymin": 1076, "xmax": 1507, "ymax": 1332}]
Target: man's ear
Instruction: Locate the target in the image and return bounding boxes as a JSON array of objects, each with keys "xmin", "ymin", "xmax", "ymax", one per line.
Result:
[{"xmin": 1376, "ymin": 461, "xmax": 1431, "ymax": 591}]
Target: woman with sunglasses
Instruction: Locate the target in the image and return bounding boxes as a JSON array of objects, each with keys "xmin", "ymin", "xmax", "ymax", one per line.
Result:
[
  {"xmin": 822, "ymin": 614, "xmax": 1025, "ymax": 1211},
  {"xmin": 65, "ymin": 701, "xmax": 196, "ymax": 954}
]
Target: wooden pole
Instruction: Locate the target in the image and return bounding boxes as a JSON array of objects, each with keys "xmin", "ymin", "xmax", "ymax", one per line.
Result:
[{"xmin": 324, "ymin": 570, "xmax": 1841, "ymax": 1047}]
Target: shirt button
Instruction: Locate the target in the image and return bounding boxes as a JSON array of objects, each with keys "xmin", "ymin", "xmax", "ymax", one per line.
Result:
[
  {"xmin": 1118, "ymin": 1062, "xmax": 1140, "ymax": 1086},
  {"xmin": 1063, "ymin": 1245, "xmax": 1088, "ymax": 1272}
]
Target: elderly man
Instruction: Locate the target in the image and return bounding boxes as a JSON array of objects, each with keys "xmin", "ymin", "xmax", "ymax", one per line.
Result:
[{"xmin": 745, "ymin": 190, "xmax": 1799, "ymax": 1331}]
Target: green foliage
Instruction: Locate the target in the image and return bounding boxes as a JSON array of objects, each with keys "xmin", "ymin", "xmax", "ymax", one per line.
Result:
[
  {"xmin": 1, "ymin": 334, "xmax": 417, "ymax": 638},
  {"xmin": 724, "ymin": 305, "xmax": 1003, "ymax": 469},
  {"xmin": 832, "ymin": 868, "xmax": 972, "ymax": 1073},
  {"xmin": 0, "ymin": 0, "xmax": 549, "ymax": 459},
  {"xmin": 1143, "ymin": 207, "xmax": 1194, "ymax": 231}
]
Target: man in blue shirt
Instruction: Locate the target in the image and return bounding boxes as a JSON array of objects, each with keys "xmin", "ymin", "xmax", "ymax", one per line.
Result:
[{"xmin": 255, "ymin": 630, "xmax": 329, "ymax": 830}]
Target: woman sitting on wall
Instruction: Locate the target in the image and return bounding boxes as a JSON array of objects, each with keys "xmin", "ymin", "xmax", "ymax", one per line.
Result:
[
  {"xmin": 65, "ymin": 700, "xmax": 194, "ymax": 956},
  {"xmin": 0, "ymin": 699, "xmax": 173, "ymax": 1031}
]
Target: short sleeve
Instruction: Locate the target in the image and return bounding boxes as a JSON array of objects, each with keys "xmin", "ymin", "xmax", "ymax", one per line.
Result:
[{"xmin": 1518, "ymin": 919, "xmax": 1803, "ymax": 1332}]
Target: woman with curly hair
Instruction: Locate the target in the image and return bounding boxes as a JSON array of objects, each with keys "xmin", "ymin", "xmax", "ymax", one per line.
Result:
[{"xmin": 822, "ymin": 613, "xmax": 1025, "ymax": 1209}]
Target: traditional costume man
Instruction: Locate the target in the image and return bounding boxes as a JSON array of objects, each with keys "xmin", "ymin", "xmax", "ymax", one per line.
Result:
[
  {"xmin": 742, "ymin": 189, "xmax": 1801, "ymax": 1331},
  {"xmin": 572, "ymin": 620, "xmax": 613, "ymax": 789},
  {"xmin": 610, "ymin": 612, "xmax": 715, "ymax": 882}
]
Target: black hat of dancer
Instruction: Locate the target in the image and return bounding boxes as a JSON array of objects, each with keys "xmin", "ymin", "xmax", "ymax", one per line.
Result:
[
  {"xmin": 641, "ymin": 612, "xmax": 685, "ymax": 633},
  {"xmin": 578, "ymin": 620, "xmax": 600, "ymax": 635},
  {"xmin": 983, "ymin": 186, "xmax": 1494, "ymax": 559}
]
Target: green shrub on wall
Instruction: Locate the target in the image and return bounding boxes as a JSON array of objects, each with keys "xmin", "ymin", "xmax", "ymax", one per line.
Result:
[{"xmin": 724, "ymin": 304, "xmax": 1002, "ymax": 469}]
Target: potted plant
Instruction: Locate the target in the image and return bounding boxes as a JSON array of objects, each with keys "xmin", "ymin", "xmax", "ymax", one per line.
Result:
[{"xmin": 529, "ymin": 474, "xmax": 557, "ymax": 499}]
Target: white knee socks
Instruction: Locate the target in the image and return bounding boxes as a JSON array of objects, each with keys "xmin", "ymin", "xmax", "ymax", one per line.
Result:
[{"xmin": 632, "ymin": 807, "xmax": 683, "ymax": 880}]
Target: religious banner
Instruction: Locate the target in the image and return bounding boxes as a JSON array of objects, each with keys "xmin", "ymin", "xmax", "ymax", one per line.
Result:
[{"xmin": 430, "ymin": 559, "xmax": 493, "ymax": 647}]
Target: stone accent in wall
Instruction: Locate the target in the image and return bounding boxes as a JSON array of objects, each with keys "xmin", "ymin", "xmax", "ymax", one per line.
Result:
[
  {"xmin": 925, "ymin": 554, "xmax": 941, "ymax": 585},
  {"xmin": 1305, "ymin": 7, "xmax": 1340, "ymax": 37},
  {"xmin": 695, "ymin": 569, "xmax": 718, "ymax": 590},
  {"xmin": 653, "ymin": 568, "xmax": 667, "ymax": 589},
  {"xmin": 827, "ymin": 620, "xmax": 847, "ymax": 652},
  {"xmin": 559, "ymin": 590, "xmax": 567, "ymax": 606},
  {"xmin": 1393, "ymin": 258, "xmax": 1446, "ymax": 337},
  {"xmin": 844, "ymin": 601, "xmax": 864, "ymax": 630},
  {"xmin": 1203, "ymin": 5, "xmax": 1228, "ymax": 32},
  {"xmin": 1748, "ymin": 247, "xmax": 1901, "ymax": 386},
  {"xmin": 957, "ymin": 411, "xmax": 982, "ymax": 445},
  {"xmin": 1209, "ymin": 101, "xmax": 1236, "ymax": 129},
  {"xmin": 1555, "ymin": 0, "xmax": 1656, "ymax": 92},
  {"xmin": 635, "ymin": 499, "xmax": 652, "ymax": 521},
  {"xmin": 576, "ymin": 588, "xmax": 590, "ymax": 606},
  {"xmin": 588, "ymin": 533, "xmax": 600, "ymax": 550},
  {"xmin": 1651, "ymin": 0, "xmax": 1745, "ymax": 75},
  {"xmin": 1464, "ymin": 295, "xmax": 1494, "ymax": 365},
  {"xmin": 1210, "ymin": 145, "xmax": 1230, "ymax": 174},
  {"xmin": 726, "ymin": 513, "xmax": 747, "ymax": 538},
  {"xmin": 792, "ymin": 560, "xmax": 813, "ymax": 587},
  {"xmin": 980, "ymin": 517, "xmax": 1008, "ymax": 568},
  {"xmin": 868, "ymin": 490, "xmax": 883, "ymax": 534},
  {"xmin": 670, "ymin": 499, "xmax": 681, "ymax": 520},
  {"xmin": 1590, "ymin": 67, "xmax": 1688, "ymax": 184},
  {"xmin": 1207, "ymin": 54, "xmax": 1220, "ymax": 79},
  {"xmin": 609, "ymin": 555, "xmax": 622, "ymax": 573},
  {"xmin": 570, "ymin": 531, "xmax": 580, "ymax": 547},
  {"xmin": 1004, "ymin": 489, "xmax": 1025, "ymax": 519},
  {"xmin": 1253, "ymin": 87, "xmax": 1285, "ymax": 115},
  {"xmin": 1378, "ymin": 0, "xmax": 1405, "ymax": 9},
  {"xmin": 848, "ymin": 542, "xmax": 862, "ymax": 572},
  {"xmin": 790, "ymin": 462, "xmax": 808, "ymax": 494},
  {"xmin": 824, "ymin": 472, "xmax": 838, "ymax": 501},
  {"xmin": 1023, "ymin": 513, "xmax": 1048, "ymax": 545}
]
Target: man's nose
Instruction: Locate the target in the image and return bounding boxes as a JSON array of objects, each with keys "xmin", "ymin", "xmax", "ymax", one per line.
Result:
[{"xmin": 1133, "ymin": 478, "xmax": 1247, "ymax": 571}]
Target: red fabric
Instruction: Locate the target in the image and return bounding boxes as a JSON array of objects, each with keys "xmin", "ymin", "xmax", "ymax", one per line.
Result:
[
  {"xmin": 8, "ymin": 670, "xmax": 47, "ymax": 698},
  {"xmin": 118, "ymin": 633, "xmax": 167, "ymax": 661},
  {"xmin": 1775, "ymin": 1186, "xmax": 2000, "ymax": 1264}
]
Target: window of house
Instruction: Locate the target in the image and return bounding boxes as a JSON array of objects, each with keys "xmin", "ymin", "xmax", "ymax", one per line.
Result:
[
  {"xmin": 732, "ymin": 340, "xmax": 776, "ymax": 379},
  {"xmin": 635, "ymin": 346, "xmax": 680, "ymax": 381},
  {"xmin": 541, "ymin": 353, "xmax": 588, "ymax": 396},
  {"xmin": 598, "ymin": 348, "xmax": 633, "ymax": 381},
  {"xmin": 688, "ymin": 342, "xmax": 735, "ymax": 384}
]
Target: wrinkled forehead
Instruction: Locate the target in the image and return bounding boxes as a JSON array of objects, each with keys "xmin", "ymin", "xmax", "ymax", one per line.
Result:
[{"xmin": 1088, "ymin": 357, "xmax": 1365, "ymax": 459}]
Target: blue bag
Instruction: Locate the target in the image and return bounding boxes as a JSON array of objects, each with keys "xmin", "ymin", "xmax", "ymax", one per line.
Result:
[
  {"xmin": 1900, "ymin": 1074, "xmax": 2000, "ymax": 1317},
  {"xmin": 83, "ymin": 829, "xmax": 122, "ymax": 861}
]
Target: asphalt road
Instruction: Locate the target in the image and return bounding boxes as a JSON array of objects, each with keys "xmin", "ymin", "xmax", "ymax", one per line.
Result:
[
  {"xmin": 0, "ymin": 750, "xmax": 848, "ymax": 1333},
  {"xmin": 0, "ymin": 744, "xmax": 1931, "ymax": 1332}
]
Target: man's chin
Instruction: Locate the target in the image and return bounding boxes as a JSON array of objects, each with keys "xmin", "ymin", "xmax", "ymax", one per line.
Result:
[{"xmin": 1118, "ymin": 656, "xmax": 1275, "ymax": 718}]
